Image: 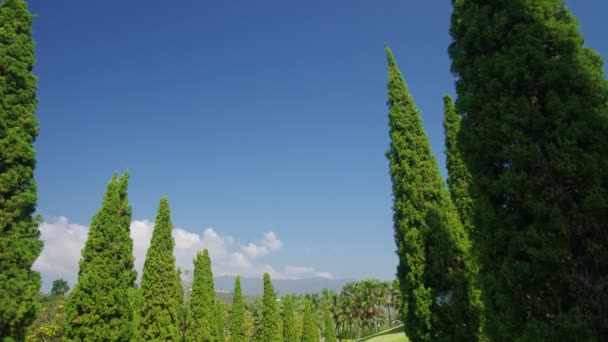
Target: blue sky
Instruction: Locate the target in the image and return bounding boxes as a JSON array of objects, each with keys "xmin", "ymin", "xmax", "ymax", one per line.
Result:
[{"xmin": 27, "ymin": 1, "xmax": 608, "ymax": 288}]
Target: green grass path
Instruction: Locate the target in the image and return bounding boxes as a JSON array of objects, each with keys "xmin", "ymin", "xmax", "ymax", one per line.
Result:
[{"xmin": 355, "ymin": 324, "xmax": 408, "ymax": 342}]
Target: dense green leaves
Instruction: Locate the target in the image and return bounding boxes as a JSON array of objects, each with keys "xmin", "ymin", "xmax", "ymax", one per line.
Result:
[
  {"xmin": 281, "ymin": 295, "xmax": 297, "ymax": 342},
  {"xmin": 0, "ymin": 0, "xmax": 42, "ymax": 339},
  {"xmin": 442, "ymin": 95, "xmax": 474, "ymax": 235},
  {"xmin": 136, "ymin": 197, "xmax": 181, "ymax": 341},
  {"xmin": 324, "ymin": 309, "xmax": 337, "ymax": 342},
  {"xmin": 215, "ymin": 300, "xmax": 225, "ymax": 342},
  {"xmin": 385, "ymin": 46, "xmax": 481, "ymax": 341},
  {"xmin": 186, "ymin": 249, "xmax": 218, "ymax": 342},
  {"xmin": 50, "ymin": 279, "xmax": 70, "ymax": 297},
  {"xmin": 449, "ymin": 0, "xmax": 608, "ymax": 339},
  {"xmin": 229, "ymin": 276, "xmax": 247, "ymax": 342},
  {"xmin": 261, "ymin": 273, "xmax": 282, "ymax": 342},
  {"xmin": 300, "ymin": 300, "xmax": 318, "ymax": 342},
  {"xmin": 63, "ymin": 173, "xmax": 137, "ymax": 341}
]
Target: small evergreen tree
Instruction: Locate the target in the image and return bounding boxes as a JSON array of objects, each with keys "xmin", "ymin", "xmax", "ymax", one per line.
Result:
[
  {"xmin": 229, "ymin": 276, "xmax": 247, "ymax": 342},
  {"xmin": 323, "ymin": 309, "xmax": 336, "ymax": 342},
  {"xmin": 0, "ymin": 0, "xmax": 43, "ymax": 339},
  {"xmin": 300, "ymin": 300, "xmax": 318, "ymax": 342},
  {"xmin": 215, "ymin": 299, "xmax": 225, "ymax": 342},
  {"xmin": 385, "ymin": 45, "xmax": 481, "ymax": 341},
  {"xmin": 136, "ymin": 197, "xmax": 181, "ymax": 341},
  {"xmin": 282, "ymin": 295, "xmax": 297, "ymax": 342},
  {"xmin": 185, "ymin": 249, "xmax": 217, "ymax": 342},
  {"xmin": 261, "ymin": 273, "xmax": 282, "ymax": 342},
  {"xmin": 64, "ymin": 173, "xmax": 137, "ymax": 341},
  {"xmin": 449, "ymin": 0, "xmax": 608, "ymax": 339}
]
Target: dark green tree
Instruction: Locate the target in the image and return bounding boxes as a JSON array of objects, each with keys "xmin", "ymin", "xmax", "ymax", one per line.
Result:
[
  {"xmin": 185, "ymin": 249, "xmax": 217, "ymax": 342},
  {"xmin": 63, "ymin": 172, "xmax": 137, "ymax": 341},
  {"xmin": 176, "ymin": 268, "xmax": 186, "ymax": 341},
  {"xmin": 385, "ymin": 45, "xmax": 481, "ymax": 342},
  {"xmin": 215, "ymin": 300, "xmax": 225, "ymax": 342},
  {"xmin": 229, "ymin": 276, "xmax": 247, "ymax": 342},
  {"xmin": 324, "ymin": 309, "xmax": 337, "ymax": 342},
  {"xmin": 449, "ymin": 0, "xmax": 608, "ymax": 339},
  {"xmin": 281, "ymin": 295, "xmax": 297, "ymax": 342},
  {"xmin": 260, "ymin": 273, "xmax": 281, "ymax": 342},
  {"xmin": 136, "ymin": 197, "xmax": 181, "ymax": 341},
  {"xmin": 0, "ymin": 0, "xmax": 42, "ymax": 339},
  {"xmin": 443, "ymin": 95, "xmax": 473, "ymax": 235},
  {"xmin": 300, "ymin": 300, "xmax": 318, "ymax": 342},
  {"xmin": 50, "ymin": 279, "xmax": 70, "ymax": 297}
]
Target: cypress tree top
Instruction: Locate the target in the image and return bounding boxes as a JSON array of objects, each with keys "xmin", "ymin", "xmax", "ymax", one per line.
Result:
[
  {"xmin": 229, "ymin": 275, "xmax": 247, "ymax": 342},
  {"xmin": 261, "ymin": 273, "xmax": 282, "ymax": 342},
  {"xmin": 300, "ymin": 300, "xmax": 318, "ymax": 342},
  {"xmin": 186, "ymin": 249, "xmax": 218, "ymax": 342},
  {"xmin": 63, "ymin": 172, "xmax": 136, "ymax": 341},
  {"xmin": 282, "ymin": 295, "xmax": 297, "ymax": 342},
  {"xmin": 136, "ymin": 197, "xmax": 181, "ymax": 341},
  {"xmin": 386, "ymin": 45, "xmax": 481, "ymax": 342},
  {"xmin": 0, "ymin": 0, "xmax": 42, "ymax": 339}
]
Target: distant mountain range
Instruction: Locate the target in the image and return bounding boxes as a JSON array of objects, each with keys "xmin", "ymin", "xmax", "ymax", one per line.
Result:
[{"xmin": 211, "ymin": 276, "xmax": 354, "ymax": 296}]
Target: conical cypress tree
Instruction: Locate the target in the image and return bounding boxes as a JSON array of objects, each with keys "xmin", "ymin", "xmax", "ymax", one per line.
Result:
[
  {"xmin": 323, "ymin": 309, "xmax": 336, "ymax": 342},
  {"xmin": 0, "ymin": 0, "xmax": 42, "ymax": 339},
  {"xmin": 215, "ymin": 299, "xmax": 225, "ymax": 342},
  {"xmin": 229, "ymin": 275, "xmax": 247, "ymax": 342},
  {"xmin": 136, "ymin": 197, "xmax": 181, "ymax": 341},
  {"xmin": 385, "ymin": 45, "xmax": 481, "ymax": 342},
  {"xmin": 261, "ymin": 273, "xmax": 282, "ymax": 342},
  {"xmin": 185, "ymin": 249, "xmax": 217, "ymax": 342},
  {"xmin": 449, "ymin": 1, "xmax": 608, "ymax": 339},
  {"xmin": 64, "ymin": 172, "xmax": 137, "ymax": 341},
  {"xmin": 281, "ymin": 295, "xmax": 297, "ymax": 342},
  {"xmin": 300, "ymin": 300, "xmax": 318, "ymax": 342},
  {"xmin": 443, "ymin": 95, "xmax": 474, "ymax": 235}
]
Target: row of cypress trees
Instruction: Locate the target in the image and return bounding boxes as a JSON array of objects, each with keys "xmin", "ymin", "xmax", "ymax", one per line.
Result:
[
  {"xmin": 61, "ymin": 173, "xmax": 329, "ymax": 342},
  {"xmin": 387, "ymin": 0, "xmax": 608, "ymax": 341}
]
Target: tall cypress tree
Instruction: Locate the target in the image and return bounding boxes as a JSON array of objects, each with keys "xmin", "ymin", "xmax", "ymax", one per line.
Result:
[
  {"xmin": 385, "ymin": 45, "xmax": 481, "ymax": 342},
  {"xmin": 449, "ymin": 1, "xmax": 608, "ymax": 339},
  {"xmin": 323, "ymin": 309, "xmax": 336, "ymax": 342},
  {"xmin": 64, "ymin": 172, "xmax": 137, "ymax": 341},
  {"xmin": 261, "ymin": 273, "xmax": 281, "ymax": 342},
  {"xmin": 300, "ymin": 300, "xmax": 317, "ymax": 342},
  {"xmin": 229, "ymin": 276, "xmax": 247, "ymax": 342},
  {"xmin": 136, "ymin": 197, "xmax": 181, "ymax": 341},
  {"xmin": 185, "ymin": 249, "xmax": 217, "ymax": 342},
  {"xmin": 442, "ymin": 95, "xmax": 473, "ymax": 235},
  {"xmin": 281, "ymin": 295, "xmax": 297, "ymax": 342},
  {"xmin": 0, "ymin": 0, "xmax": 42, "ymax": 339}
]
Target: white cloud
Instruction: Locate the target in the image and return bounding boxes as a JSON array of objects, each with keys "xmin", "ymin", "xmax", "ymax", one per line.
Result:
[
  {"xmin": 33, "ymin": 217, "xmax": 332, "ymax": 291},
  {"xmin": 240, "ymin": 231, "xmax": 283, "ymax": 258},
  {"xmin": 283, "ymin": 265, "xmax": 335, "ymax": 280}
]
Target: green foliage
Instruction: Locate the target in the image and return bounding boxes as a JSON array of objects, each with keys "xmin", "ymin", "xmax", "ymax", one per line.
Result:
[
  {"xmin": 50, "ymin": 279, "xmax": 70, "ymax": 297},
  {"xmin": 25, "ymin": 295, "xmax": 65, "ymax": 342},
  {"xmin": 442, "ymin": 95, "xmax": 473, "ymax": 235},
  {"xmin": 385, "ymin": 46, "xmax": 481, "ymax": 341},
  {"xmin": 185, "ymin": 249, "xmax": 218, "ymax": 342},
  {"xmin": 324, "ymin": 309, "xmax": 337, "ymax": 342},
  {"xmin": 136, "ymin": 197, "xmax": 181, "ymax": 341},
  {"xmin": 301, "ymin": 300, "xmax": 318, "ymax": 342},
  {"xmin": 449, "ymin": 0, "xmax": 608, "ymax": 339},
  {"xmin": 229, "ymin": 276, "xmax": 247, "ymax": 342},
  {"xmin": 0, "ymin": 0, "xmax": 42, "ymax": 339},
  {"xmin": 215, "ymin": 299, "xmax": 225, "ymax": 342},
  {"xmin": 281, "ymin": 295, "xmax": 297, "ymax": 342},
  {"xmin": 261, "ymin": 273, "xmax": 281, "ymax": 342},
  {"xmin": 63, "ymin": 173, "xmax": 136, "ymax": 341}
]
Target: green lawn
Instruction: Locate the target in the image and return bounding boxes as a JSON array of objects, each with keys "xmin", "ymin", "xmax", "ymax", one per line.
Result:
[{"xmin": 355, "ymin": 325, "xmax": 408, "ymax": 342}]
